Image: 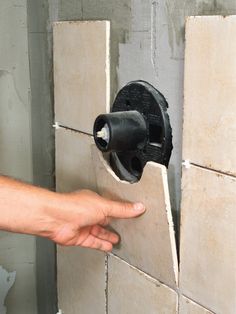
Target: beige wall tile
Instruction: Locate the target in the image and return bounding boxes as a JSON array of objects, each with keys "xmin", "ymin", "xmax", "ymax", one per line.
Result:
[
  {"xmin": 179, "ymin": 296, "xmax": 213, "ymax": 314},
  {"xmin": 53, "ymin": 21, "xmax": 110, "ymax": 134},
  {"xmin": 55, "ymin": 127, "xmax": 97, "ymax": 192},
  {"xmin": 56, "ymin": 129, "xmax": 105, "ymax": 313},
  {"xmin": 92, "ymin": 146, "xmax": 178, "ymax": 288},
  {"xmin": 180, "ymin": 165, "xmax": 236, "ymax": 314},
  {"xmin": 57, "ymin": 247, "xmax": 106, "ymax": 314},
  {"xmin": 108, "ymin": 254, "xmax": 177, "ymax": 314},
  {"xmin": 183, "ymin": 16, "xmax": 236, "ymax": 175}
]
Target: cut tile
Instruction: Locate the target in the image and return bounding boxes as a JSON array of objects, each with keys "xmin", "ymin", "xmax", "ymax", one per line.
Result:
[
  {"xmin": 179, "ymin": 296, "xmax": 213, "ymax": 314},
  {"xmin": 92, "ymin": 146, "xmax": 178, "ymax": 288},
  {"xmin": 55, "ymin": 127, "xmax": 97, "ymax": 192},
  {"xmin": 57, "ymin": 247, "xmax": 106, "ymax": 314},
  {"xmin": 53, "ymin": 21, "xmax": 110, "ymax": 134},
  {"xmin": 108, "ymin": 254, "xmax": 177, "ymax": 314},
  {"xmin": 183, "ymin": 16, "xmax": 236, "ymax": 175},
  {"xmin": 180, "ymin": 165, "xmax": 236, "ymax": 314}
]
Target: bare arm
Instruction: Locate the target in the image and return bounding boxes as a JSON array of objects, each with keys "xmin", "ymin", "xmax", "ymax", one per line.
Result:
[{"xmin": 0, "ymin": 176, "xmax": 145, "ymax": 252}]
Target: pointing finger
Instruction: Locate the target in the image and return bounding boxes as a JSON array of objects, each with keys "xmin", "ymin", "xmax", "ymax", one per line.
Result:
[{"xmin": 105, "ymin": 200, "xmax": 145, "ymax": 219}]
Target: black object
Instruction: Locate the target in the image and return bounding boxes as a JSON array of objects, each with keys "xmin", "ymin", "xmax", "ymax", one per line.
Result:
[{"xmin": 93, "ymin": 80, "xmax": 173, "ymax": 182}]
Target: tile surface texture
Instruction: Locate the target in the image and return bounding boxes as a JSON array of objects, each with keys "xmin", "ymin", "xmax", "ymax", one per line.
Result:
[
  {"xmin": 56, "ymin": 128, "xmax": 104, "ymax": 313},
  {"xmin": 92, "ymin": 147, "xmax": 178, "ymax": 288},
  {"xmin": 56, "ymin": 127, "xmax": 97, "ymax": 193},
  {"xmin": 108, "ymin": 254, "xmax": 177, "ymax": 314},
  {"xmin": 53, "ymin": 21, "xmax": 110, "ymax": 134},
  {"xmin": 180, "ymin": 165, "xmax": 236, "ymax": 314},
  {"xmin": 57, "ymin": 247, "xmax": 106, "ymax": 314},
  {"xmin": 183, "ymin": 16, "xmax": 236, "ymax": 175},
  {"xmin": 179, "ymin": 296, "xmax": 213, "ymax": 314}
]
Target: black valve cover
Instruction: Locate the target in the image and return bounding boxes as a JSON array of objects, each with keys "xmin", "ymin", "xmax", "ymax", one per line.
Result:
[{"xmin": 109, "ymin": 80, "xmax": 173, "ymax": 182}]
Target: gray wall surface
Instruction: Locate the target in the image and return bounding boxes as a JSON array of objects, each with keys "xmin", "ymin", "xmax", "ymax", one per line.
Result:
[
  {"xmin": 0, "ymin": 1, "xmax": 55, "ymax": 314},
  {"xmin": 0, "ymin": 1, "xmax": 37, "ymax": 314},
  {"xmin": 0, "ymin": 1, "xmax": 236, "ymax": 314}
]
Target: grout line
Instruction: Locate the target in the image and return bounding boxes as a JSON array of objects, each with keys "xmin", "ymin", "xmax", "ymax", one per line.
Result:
[
  {"xmin": 183, "ymin": 160, "xmax": 236, "ymax": 179},
  {"xmin": 108, "ymin": 254, "xmax": 215, "ymax": 312},
  {"xmin": 105, "ymin": 254, "xmax": 108, "ymax": 314},
  {"xmin": 108, "ymin": 252, "xmax": 177, "ymax": 292},
  {"xmin": 56, "ymin": 124, "xmax": 93, "ymax": 137},
  {"xmin": 180, "ymin": 293, "xmax": 216, "ymax": 313}
]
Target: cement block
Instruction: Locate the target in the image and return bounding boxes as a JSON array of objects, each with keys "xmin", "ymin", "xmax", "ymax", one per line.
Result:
[
  {"xmin": 179, "ymin": 296, "xmax": 213, "ymax": 314},
  {"xmin": 53, "ymin": 21, "xmax": 110, "ymax": 134},
  {"xmin": 55, "ymin": 127, "xmax": 97, "ymax": 193},
  {"xmin": 180, "ymin": 165, "xmax": 236, "ymax": 314},
  {"xmin": 92, "ymin": 147, "xmax": 178, "ymax": 288},
  {"xmin": 183, "ymin": 16, "xmax": 236, "ymax": 175},
  {"xmin": 107, "ymin": 254, "xmax": 177, "ymax": 314},
  {"xmin": 57, "ymin": 247, "xmax": 106, "ymax": 314}
]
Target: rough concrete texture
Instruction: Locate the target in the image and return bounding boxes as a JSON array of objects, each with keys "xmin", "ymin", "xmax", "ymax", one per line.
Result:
[
  {"xmin": 0, "ymin": 1, "xmax": 37, "ymax": 314},
  {"xmin": 0, "ymin": 232, "xmax": 37, "ymax": 314},
  {"xmin": 27, "ymin": 2, "xmax": 56, "ymax": 313},
  {"xmin": 0, "ymin": 0, "xmax": 32, "ymax": 182},
  {"xmin": 0, "ymin": 266, "xmax": 16, "ymax": 314}
]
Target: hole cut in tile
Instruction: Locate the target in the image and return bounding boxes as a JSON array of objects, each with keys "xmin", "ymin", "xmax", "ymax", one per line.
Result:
[{"xmin": 92, "ymin": 146, "xmax": 178, "ymax": 288}]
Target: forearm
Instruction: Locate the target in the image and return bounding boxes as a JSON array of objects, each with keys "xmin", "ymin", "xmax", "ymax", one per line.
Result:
[{"xmin": 0, "ymin": 175, "xmax": 60, "ymax": 237}]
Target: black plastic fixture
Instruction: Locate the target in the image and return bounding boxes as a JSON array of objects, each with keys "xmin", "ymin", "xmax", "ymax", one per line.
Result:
[{"xmin": 93, "ymin": 80, "xmax": 173, "ymax": 182}]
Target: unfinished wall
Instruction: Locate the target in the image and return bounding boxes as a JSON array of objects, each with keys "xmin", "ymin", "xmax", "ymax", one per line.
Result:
[
  {"xmin": 54, "ymin": 14, "xmax": 236, "ymax": 314},
  {"xmin": 0, "ymin": 1, "xmax": 56, "ymax": 314},
  {"xmin": 0, "ymin": 1, "xmax": 37, "ymax": 313},
  {"xmin": 53, "ymin": 1, "xmax": 236, "ymax": 314},
  {"xmin": 50, "ymin": 0, "xmax": 236, "ymax": 215}
]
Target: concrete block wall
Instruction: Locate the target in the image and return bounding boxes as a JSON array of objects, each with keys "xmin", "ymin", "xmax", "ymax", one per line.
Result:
[
  {"xmin": 0, "ymin": 1, "xmax": 36, "ymax": 313},
  {"xmin": 0, "ymin": 1, "xmax": 56, "ymax": 313}
]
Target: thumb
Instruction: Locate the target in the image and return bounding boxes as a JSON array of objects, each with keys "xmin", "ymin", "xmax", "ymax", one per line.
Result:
[{"xmin": 105, "ymin": 200, "xmax": 146, "ymax": 219}]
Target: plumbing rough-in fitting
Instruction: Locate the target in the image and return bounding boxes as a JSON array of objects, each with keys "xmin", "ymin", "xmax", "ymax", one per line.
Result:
[{"xmin": 93, "ymin": 80, "xmax": 173, "ymax": 182}]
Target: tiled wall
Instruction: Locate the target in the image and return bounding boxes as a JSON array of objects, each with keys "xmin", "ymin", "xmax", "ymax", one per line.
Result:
[{"xmin": 54, "ymin": 17, "xmax": 236, "ymax": 314}]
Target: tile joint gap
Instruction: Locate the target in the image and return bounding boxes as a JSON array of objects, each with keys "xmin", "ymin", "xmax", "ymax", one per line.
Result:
[
  {"xmin": 183, "ymin": 161, "xmax": 236, "ymax": 179},
  {"xmin": 56, "ymin": 124, "xmax": 93, "ymax": 137},
  {"xmin": 108, "ymin": 252, "xmax": 177, "ymax": 292},
  {"xmin": 105, "ymin": 254, "xmax": 108, "ymax": 314},
  {"xmin": 180, "ymin": 292, "xmax": 216, "ymax": 313}
]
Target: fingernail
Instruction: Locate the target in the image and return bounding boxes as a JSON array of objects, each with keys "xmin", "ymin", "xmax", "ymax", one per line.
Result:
[{"xmin": 134, "ymin": 202, "xmax": 145, "ymax": 212}]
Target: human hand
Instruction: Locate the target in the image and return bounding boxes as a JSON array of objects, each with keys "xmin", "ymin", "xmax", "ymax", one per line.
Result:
[{"xmin": 48, "ymin": 190, "xmax": 145, "ymax": 252}]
